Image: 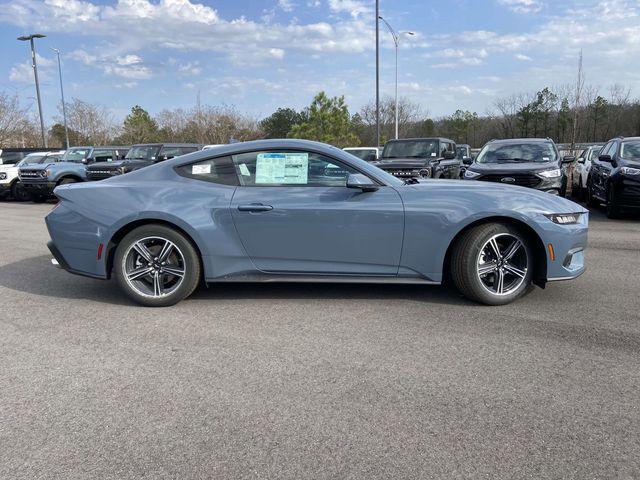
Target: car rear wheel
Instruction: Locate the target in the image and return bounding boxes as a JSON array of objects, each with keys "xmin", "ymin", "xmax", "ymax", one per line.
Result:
[
  {"xmin": 451, "ymin": 223, "xmax": 533, "ymax": 306},
  {"xmin": 114, "ymin": 225, "xmax": 201, "ymax": 307}
]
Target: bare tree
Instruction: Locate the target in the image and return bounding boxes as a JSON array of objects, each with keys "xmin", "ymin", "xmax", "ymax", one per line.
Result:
[
  {"xmin": 0, "ymin": 92, "xmax": 35, "ymax": 147},
  {"xmin": 56, "ymin": 99, "xmax": 118, "ymax": 145}
]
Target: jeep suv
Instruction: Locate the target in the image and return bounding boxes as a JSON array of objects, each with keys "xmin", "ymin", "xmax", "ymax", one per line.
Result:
[
  {"xmin": 19, "ymin": 146, "xmax": 128, "ymax": 201},
  {"xmin": 0, "ymin": 151, "xmax": 64, "ymax": 201},
  {"xmin": 463, "ymin": 138, "xmax": 574, "ymax": 195},
  {"xmin": 372, "ymin": 138, "xmax": 460, "ymax": 180},
  {"xmin": 86, "ymin": 143, "xmax": 202, "ymax": 181},
  {"xmin": 587, "ymin": 136, "xmax": 640, "ymax": 218}
]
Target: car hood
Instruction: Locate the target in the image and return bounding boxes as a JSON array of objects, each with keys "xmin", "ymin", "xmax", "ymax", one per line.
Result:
[
  {"xmin": 373, "ymin": 157, "xmax": 434, "ymax": 168},
  {"xmin": 467, "ymin": 161, "xmax": 558, "ymax": 173},
  {"xmin": 0, "ymin": 164, "xmax": 17, "ymax": 172},
  {"xmin": 402, "ymin": 179, "xmax": 587, "ymax": 214},
  {"xmin": 87, "ymin": 160, "xmax": 128, "ymax": 169}
]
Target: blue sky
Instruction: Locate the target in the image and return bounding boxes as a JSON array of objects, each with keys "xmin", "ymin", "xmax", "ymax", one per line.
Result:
[{"xmin": 2, "ymin": 0, "xmax": 640, "ymax": 123}]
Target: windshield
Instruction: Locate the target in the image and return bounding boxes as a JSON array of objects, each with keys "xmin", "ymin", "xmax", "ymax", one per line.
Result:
[
  {"xmin": 382, "ymin": 140, "xmax": 438, "ymax": 159},
  {"xmin": 620, "ymin": 141, "xmax": 640, "ymax": 161},
  {"xmin": 125, "ymin": 145, "xmax": 161, "ymax": 160},
  {"xmin": 18, "ymin": 154, "xmax": 46, "ymax": 166},
  {"xmin": 456, "ymin": 146, "xmax": 470, "ymax": 160},
  {"xmin": 476, "ymin": 142, "xmax": 557, "ymax": 164},
  {"xmin": 62, "ymin": 148, "xmax": 91, "ymax": 162},
  {"xmin": 345, "ymin": 149, "xmax": 377, "ymax": 161}
]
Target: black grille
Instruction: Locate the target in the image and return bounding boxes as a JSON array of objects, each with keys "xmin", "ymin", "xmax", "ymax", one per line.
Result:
[
  {"xmin": 383, "ymin": 168, "xmax": 430, "ymax": 179},
  {"xmin": 478, "ymin": 173, "xmax": 541, "ymax": 188},
  {"xmin": 19, "ymin": 170, "xmax": 43, "ymax": 178},
  {"xmin": 87, "ymin": 169, "xmax": 117, "ymax": 180}
]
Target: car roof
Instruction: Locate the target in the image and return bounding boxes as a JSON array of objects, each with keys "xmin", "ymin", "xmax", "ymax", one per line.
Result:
[
  {"xmin": 130, "ymin": 143, "xmax": 202, "ymax": 147},
  {"xmin": 488, "ymin": 138, "xmax": 554, "ymax": 144},
  {"xmin": 344, "ymin": 147, "xmax": 378, "ymax": 150},
  {"xmin": 385, "ymin": 137, "xmax": 454, "ymax": 143}
]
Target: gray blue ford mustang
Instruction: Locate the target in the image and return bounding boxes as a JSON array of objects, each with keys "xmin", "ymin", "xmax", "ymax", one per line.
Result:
[{"xmin": 46, "ymin": 139, "xmax": 588, "ymax": 307}]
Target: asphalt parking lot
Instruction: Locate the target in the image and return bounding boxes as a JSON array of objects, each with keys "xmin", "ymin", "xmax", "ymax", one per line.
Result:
[{"xmin": 1, "ymin": 201, "xmax": 639, "ymax": 479}]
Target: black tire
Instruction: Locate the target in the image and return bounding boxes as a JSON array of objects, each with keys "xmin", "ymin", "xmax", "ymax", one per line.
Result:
[
  {"xmin": 114, "ymin": 224, "xmax": 201, "ymax": 307},
  {"xmin": 11, "ymin": 181, "xmax": 30, "ymax": 202},
  {"xmin": 605, "ymin": 185, "xmax": 621, "ymax": 219},
  {"xmin": 30, "ymin": 194, "xmax": 47, "ymax": 203},
  {"xmin": 450, "ymin": 223, "xmax": 533, "ymax": 306},
  {"xmin": 585, "ymin": 178, "xmax": 599, "ymax": 208},
  {"xmin": 58, "ymin": 177, "xmax": 78, "ymax": 186}
]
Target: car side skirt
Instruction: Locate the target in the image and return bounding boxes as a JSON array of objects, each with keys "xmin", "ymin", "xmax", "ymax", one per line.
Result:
[{"xmin": 205, "ymin": 273, "xmax": 440, "ymax": 285}]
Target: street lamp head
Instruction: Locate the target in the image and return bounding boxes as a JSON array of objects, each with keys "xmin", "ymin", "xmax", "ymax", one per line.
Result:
[
  {"xmin": 50, "ymin": 47, "xmax": 60, "ymax": 54},
  {"xmin": 17, "ymin": 33, "xmax": 46, "ymax": 41}
]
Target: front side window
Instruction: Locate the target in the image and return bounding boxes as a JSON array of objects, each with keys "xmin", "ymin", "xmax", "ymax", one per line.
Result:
[
  {"xmin": 232, "ymin": 151, "xmax": 358, "ymax": 187},
  {"xmin": 92, "ymin": 149, "xmax": 115, "ymax": 162},
  {"xmin": 620, "ymin": 141, "xmax": 640, "ymax": 160},
  {"xmin": 589, "ymin": 146, "xmax": 603, "ymax": 161},
  {"xmin": 475, "ymin": 142, "xmax": 557, "ymax": 164},
  {"xmin": 345, "ymin": 149, "xmax": 377, "ymax": 161},
  {"xmin": 175, "ymin": 156, "xmax": 238, "ymax": 186},
  {"xmin": 126, "ymin": 145, "xmax": 161, "ymax": 161},
  {"xmin": 382, "ymin": 140, "xmax": 438, "ymax": 159},
  {"xmin": 62, "ymin": 148, "xmax": 91, "ymax": 163}
]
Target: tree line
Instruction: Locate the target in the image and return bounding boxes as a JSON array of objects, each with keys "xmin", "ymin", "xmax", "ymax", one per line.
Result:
[{"xmin": 3, "ymin": 83, "xmax": 640, "ymax": 150}]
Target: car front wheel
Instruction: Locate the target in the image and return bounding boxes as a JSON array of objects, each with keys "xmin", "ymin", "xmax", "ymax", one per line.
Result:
[
  {"xmin": 451, "ymin": 223, "xmax": 533, "ymax": 306},
  {"xmin": 114, "ymin": 225, "xmax": 201, "ymax": 307}
]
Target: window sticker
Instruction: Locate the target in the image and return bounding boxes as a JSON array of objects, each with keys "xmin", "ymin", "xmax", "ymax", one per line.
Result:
[
  {"xmin": 239, "ymin": 163, "xmax": 250, "ymax": 176},
  {"xmin": 431, "ymin": 153, "xmax": 437, "ymax": 157},
  {"xmin": 542, "ymin": 156, "xmax": 550, "ymax": 161},
  {"xmin": 256, "ymin": 152, "xmax": 309, "ymax": 184},
  {"xmin": 192, "ymin": 163, "xmax": 211, "ymax": 174}
]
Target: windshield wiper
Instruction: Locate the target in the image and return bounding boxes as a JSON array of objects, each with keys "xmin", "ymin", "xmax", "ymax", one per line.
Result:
[{"xmin": 496, "ymin": 157, "xmax": 532, "ymax": 163}]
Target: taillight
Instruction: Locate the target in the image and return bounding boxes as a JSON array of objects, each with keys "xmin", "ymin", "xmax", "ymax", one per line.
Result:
[{"xmin": 97, "ymin": 243, "xmax": 104, "ymax": 261}]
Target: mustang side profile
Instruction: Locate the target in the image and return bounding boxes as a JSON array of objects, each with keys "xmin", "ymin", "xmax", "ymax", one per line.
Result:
[{"xmin": 46, "ymin": 139, "xmax": 588, "ymax": 307}]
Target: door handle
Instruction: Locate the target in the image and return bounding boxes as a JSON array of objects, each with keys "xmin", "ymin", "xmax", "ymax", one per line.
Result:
[{"xmin": 237, "ymin": 203, "xmax": 273, "ymax": 212}]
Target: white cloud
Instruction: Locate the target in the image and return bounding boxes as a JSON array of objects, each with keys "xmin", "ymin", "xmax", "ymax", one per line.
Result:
[
  {"xmin": 515, "ymin": 53, "xmax": 532, "ymax": 61},
  {"xmin": 278, "ymin": 0, "xmax": 295, "ymax": 11},
  {"xmin": 497, "ymin": 0, "xmax": 543, "ymax": 14},
  {"xmin": 327, "ymin": 0, "xmax": 371, "ymax": 18}
]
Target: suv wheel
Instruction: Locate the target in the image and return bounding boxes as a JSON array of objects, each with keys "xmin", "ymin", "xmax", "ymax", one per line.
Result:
[
  {"xmin": 451, "ymin": 223, "xmax": 533, "ymax": 306},
  {"xmin": 11, "ymin": 181, "xmax": 30, "ymax": 202},
  {"xmin": 58, "ymin": 178, "xmax": 78, "ymax": 185},
  {"xmin": 30, "ymin": 194, "xmax": 47, "ymax": 203},
  {"xmin": 605, "ymin": 185, "xmax": 621, "ymax": 219},
  {"xmin": 114, "ymin": 224, "xmax": 201, "ymax": 307}
]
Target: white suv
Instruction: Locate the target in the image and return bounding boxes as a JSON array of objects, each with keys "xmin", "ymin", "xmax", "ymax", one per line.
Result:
[
  {"xmin": 0, "ymin": 151, "xmax": 64, "ymax": 201},
  {"xmin": 572, "ymin": 145, "xmax": 602, "ymax": 199}
]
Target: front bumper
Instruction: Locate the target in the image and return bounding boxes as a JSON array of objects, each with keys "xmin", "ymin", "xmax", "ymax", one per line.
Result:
[
  {"xmin": 539, "ymin": 212, "xmax": 589, "ymax": 281},
  {"xmin": 611, "ymin": 174, "xmax": 640, "ymax": 207},
  {"xmin": 21, "ymin": 179, "xmax": 57, "ymax": 195}
]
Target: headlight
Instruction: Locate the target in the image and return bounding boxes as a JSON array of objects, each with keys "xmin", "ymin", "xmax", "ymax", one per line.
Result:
[
  {"xmin": 118, "ymin": 166, "xmax": 128, "ymax": 174},
  {"xmin": 544, "ymin": 213, "xmax": 582, "ymax": 225},
  {"xmin": 464, "ymin": 170, "xmax": 481, "ymax": 179},
  {"xmin": 620, "ymin": 166, "xmax": 640, "ymax": 175},
  {"xmin": 43, "ymin": 169, "xmax": 51, "ymax": 177},
  {"xmin": 0, "ymin": 173, "xmax": 6, "ymax": 180},
  {"xmin": 538, "ymin": 169, "xmax": 562, "ymax": 178}
]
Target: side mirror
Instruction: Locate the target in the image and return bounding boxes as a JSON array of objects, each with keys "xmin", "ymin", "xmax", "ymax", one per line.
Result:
[
  {"xmin": 598, "ymin": 154, "xmax": 612, "ymax": 162},
  {"xmin": 577, "ymin": 157, "xmax": 585, "ymax": 164},
  {"xmin": 463, "ymin": 156, "xmax": 472, "ymax": 166},
  {"xmin": 82, "ymin": 158, "xmax": 88, "ymax": 164},
  {"xmin": 346, "ymin": 173, "xmax": 379, "ymax": 192},
  {"xmin": 443, "ymin": 151, "xmax": 456, "ymax": 160},
  {"xmin": 562, "ymin": 155, "xmax": 575, "ymax": 164}
]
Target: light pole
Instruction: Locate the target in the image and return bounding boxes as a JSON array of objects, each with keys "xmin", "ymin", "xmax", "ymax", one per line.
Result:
[
  {"xmin": 51, "ymin": 48, "xmax": 70, "ymax": 149},
  {"xmin": 378, "ymin": 16, "xmax": 414, "ymax": 140},
  {"xmin": 17, "ymin": 33, "xmax": 47, "ymax": 148},
  {"xmin": 375, "ymin": 0, "xmax": 380, "ymax": 148}
]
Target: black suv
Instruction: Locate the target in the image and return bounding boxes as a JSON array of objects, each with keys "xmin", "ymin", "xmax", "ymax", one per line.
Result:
[
  {"xmin": 372, "ymin": 137, "xmax": 460, "ymax": 180},
  {"xmin": 86, "ymin": 143, "xmax": 202, "ymax": 181},
  {"xmin": 463, "ymin": 138, "xmax": 574, "ymax": 195},
  {"xmin": 587, "ymin": 136, "xmax": 640, "ymax": 218}
]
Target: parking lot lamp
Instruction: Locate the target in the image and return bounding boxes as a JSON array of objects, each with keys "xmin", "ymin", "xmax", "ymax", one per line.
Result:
[
  {"xmin": 17, "ymin": 33, "xmax": 47, "ymax": 148},
  {"xmin": 51, "ymin": 48, "xmax": 70, "ymax": 149},
  {"xmin": 378, "ymin": 16, "xmax": 414, "ymax": 140}
]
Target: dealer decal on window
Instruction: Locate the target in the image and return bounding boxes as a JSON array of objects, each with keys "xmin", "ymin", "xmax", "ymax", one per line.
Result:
[{"xmin": 256, "ymin": 152, "xmax": 309, "ymax": 184}]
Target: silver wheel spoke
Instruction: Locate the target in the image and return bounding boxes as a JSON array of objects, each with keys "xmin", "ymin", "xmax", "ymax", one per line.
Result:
[
  {"xmin": 495, "ymin": 269, "xmax": 504, "ymax": 294},
  {"xmin": 504, "ymin": 263, "xmax": 526, "ymax": 278},
  {"xmin": 503, "ymin": 239, "xmax": 522, "ymax": 261},
  {"xmin": 133, "ymin": 242, "xmax": 154, "ymax": 263},
  {"xmin": 478, "ymin": 262, "xmax": 498, "ymax": 276},
  {"xmin": 489, "ymin": 238, "xmax": 502, "ymax": 259},
  {"xmin": 153, "ymin": 272, "xmax": 163, "ymax": 297},
  {"xmin": 127, "ymin": 266, "xmax": 153, "ymax": 281},
  {"xmin": 163, "ymin": 265, "xmax": 185, "ymax": 278},
  {"xmin": 158, "ymin": 240, "xmax": 174, "ymax": 262}
]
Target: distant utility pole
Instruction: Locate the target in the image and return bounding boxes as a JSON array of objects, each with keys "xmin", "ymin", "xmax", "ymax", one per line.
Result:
[
  {"xmin": 571, "ymin": 50, "xmax": 584, "ymax": 151},
  {"xmin": 51, "ymin": 48, "xmax": 70, "ymax": 149},
  {"xmin": 17, "ymin": 33, "xmax": 47, "ymax": 148},
  {"xmin": 375, "ymin": 0, "xmax": 380, "ymax": 147}
]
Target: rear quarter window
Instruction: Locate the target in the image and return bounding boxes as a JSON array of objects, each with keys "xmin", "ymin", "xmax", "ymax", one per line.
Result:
[{"xmin": 175, "ymin": 156, "xmax": 239, "ymax": 186}]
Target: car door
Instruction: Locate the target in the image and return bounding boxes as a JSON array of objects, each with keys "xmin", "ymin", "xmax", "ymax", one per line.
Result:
[
  {"xmin": 229, "ymin": 149, "xmax": 404, "ymax": 275},
  {"xmin": 592, "ymin": 142, "xmax": 615, "ymax": 198}
]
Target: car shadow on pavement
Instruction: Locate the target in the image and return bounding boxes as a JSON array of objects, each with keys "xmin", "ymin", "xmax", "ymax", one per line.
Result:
[{"xmin": 0, "ymin": 255, "xmax": 472, "ymax": 307}]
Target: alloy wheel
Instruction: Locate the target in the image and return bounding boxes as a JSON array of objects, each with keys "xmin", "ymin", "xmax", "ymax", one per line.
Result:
[
  {"xmin": 123, "ymin": 236, "xmax": 186, "ymax": 298},
  {"xmin": 476, "ymin": 233, "xmax": 528, "ymax": 296}
]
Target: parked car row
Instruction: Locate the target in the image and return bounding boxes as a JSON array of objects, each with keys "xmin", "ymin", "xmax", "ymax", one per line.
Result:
[{"xmin": 11, "ymin": 143, "xmax": 203, "ymax": 202}]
